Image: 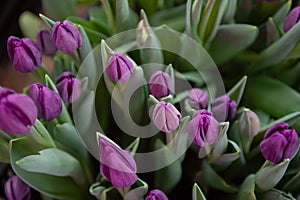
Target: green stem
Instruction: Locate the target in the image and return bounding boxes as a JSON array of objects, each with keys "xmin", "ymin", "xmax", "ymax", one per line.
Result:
[{"xmin": 101, "ymin": 0, "xmax": 115, "ymax": 33}]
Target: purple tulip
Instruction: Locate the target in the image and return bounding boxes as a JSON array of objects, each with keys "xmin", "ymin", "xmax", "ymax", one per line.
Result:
[
  {"xmin": 29, "ymin": 83, "xmax": 62, "ymax": 121},
  {"xmin": 0, "ymin": 88, "xmax": 37, "ymax": 135},
  {"xmin": 152, "ymin": 101, "xmax": 182, "ymax": 133},
  {"xmin": 188, "ymin": 88, "xmax": 209, "ymax": 110},
  {"xmin": 149, "ymin": 71, "xmax": 172, "ymax": 99},
  {"xmin": 36, "ymin": 29, "xmax": 56, "ymax": 56},
  {"xmin": 188, "ymin": 109, "xmax": 219, "ymax": 147},
  {"xmin": 211, "ymin": 95, "xmax": 236, "ymax": 122},
  {"xmin": 52, "ymin": 20, "xmax": 82, "ymax": 52},
  {"xmin": 106, "ymin": 52, "xmax": 134, "ymax": 82},
  {"xmin": 56, "ymin": 72, "xmax": 81, "ymax": 103},
  {"xmin": 283, "ymin": 6, "xmax": 300, "ymax": 32},
  {"xmin": 146, "ymin": 189, "xmax": 168, "ymax": 200},
  {"xmin": 260, "ymin": 122, "xmax": 299, "ymax": 163},
  {"xmin": 7, "ymin": 36, "xmax": 42, "ymax": 72},
  {"xmin": 98, "ymin": 136, "xmax": 137, "ymax": 188},
  {"xmin": 5, "ymin": 176, "xmax": 31, "ymax": 200}
]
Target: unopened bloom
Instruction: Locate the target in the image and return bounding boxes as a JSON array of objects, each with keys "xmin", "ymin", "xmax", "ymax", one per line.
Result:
[
  {"xmin": 0, "ymin": 88, "xmax": 37, "ymax": 134},
  {"xmin": 146, "ymin": 189, "xmax": 168, "ymax": 200},
  {"xmin": 7, "ymin": 36, "xmax": 42, "ymax": 72},
  {"xmin": 188, "ymin": 88, "xmax": 209, "ymax": 110},
  {"xmin": 98, "ymin": 136, "xmax": 137, "ymax": 188},
  {"xmin": 56, "ymin": 72, "xmax": 81, "ymax": 103},
  {"xmin": 188, "ymin": 110, "xmax": 219, "ymax": 147},
  {"xmin": 52, "ymin": 20, "xmax": 82, "ymax": 52},
  {"xmin": 36, "ymin": 29, "xmax": 56, "ymax": 56},
  {"xmin": 239, "ymin": 108, "xmax": 260, "ymax": 137},
  {"xmin": 106, "ymin": 52, "xmax": 134, "ymax": 82},
  {"xmin": 260, "ymin": 122, "xmax": 299, "ymax": 163},
  {"xmin": 152, "ymin": 101, "xmax": 182, "ymax": 133},
  {"xmin": 211, "ymin": 95, "xmax": 236, "ymax": 122},
  {"xmin": 5, "ymin": 176, "xmax": 31, "ymax": 200},
  {"xmin": 149, "ymin": 71, "xmax": 172, "ymax": 99},
  {"xmin": 29, "ymin": 83, "xmax": 62, "ymax": 121},
  {"xmin": 283, "ymin": 6, "xmax": 300, "ymax": 32}
]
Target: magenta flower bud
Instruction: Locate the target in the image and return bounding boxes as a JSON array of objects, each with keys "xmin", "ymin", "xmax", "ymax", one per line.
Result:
[
  {"xmin": 188, "ymin": 109, "xmax": 219, "ymax": 147},
  {"xmin": 211, "ymin": 95, "xmax": 236, "ymax": 122},
  {"xmin": 106, "ymin": 52, "xmax": 134, "ymax": 82},
  {"xmin": 0, "ymin": 88, "xmax": 37, "ymax": 135},
  {"xmin": 98, "ymin": 136, "xmax": 137, "ymax": 188},
  {"xmin": 146, "ymin": 189, "xmax": 168, "ymax": 200},
  {"xmin": 36, "ymin": 29, "xmax": 56, "ymax": 56},
  {"xmin": 152, "ymin": 101, "xmax": 182, "ymax": 133},
  {"xmin": 260, "ymin": 122, "xmax": 299, "ymax": 163},
  {"xmin": 283, "ymin": 6, "xmax": 300, "ymax": 33},
  {"xmin": 5, "ymin": 176, "xmax": 31, "ymax": 200},
  {"xmin": 7, "ymin": 36, "xmax": 42, "ymax": 72},
  {"xmin": 56, "ymin": 72, "xmax": 81, "ymax": 103},
  {"xmin": 188, "ymin": 88, "xmax": 209, "ymax": 110},
  {"xmin": 149, "ymin": 71, "xmax": 172, "ymax": 99},
  {"xmin": 52, "ymin": 20, "xmax": 82, "ymax": 52},
  {"xmin": 29, "ymin": 83, "xmax": 62, "ymax": 121}
]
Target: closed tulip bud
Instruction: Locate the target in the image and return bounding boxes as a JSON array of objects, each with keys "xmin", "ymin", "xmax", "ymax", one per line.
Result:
[
  {"xmin": 146, "ymin": 189, "xmax": 168, "ymax": 200},
  {"xmin": 188, "ymin": 109, "xmax": 219, "ymax": 147},
  {"xmin": 211, "ymin": 95, "xmax": 236, "ymax": 122},
  {"xmin": 52, "ymin": 20, "xmax": 82, "ymax": 52},
  {"xmin": 7, "ymin": 36, "xmax": 42, "ymax": 72},
  {"xmin": 0, "ymin": 88, "xmax": 37, "ymax": 135},
  {"xmin": 188, "ymin": 88, "xmax": 209, "ymax": 110},
  {"xmin": 56, "ymin": 72, "xmax": 81, "ymax": 103},
  {"xmin": 5, "ymin": 176, "xmax": 31, "ymax": 200},
  {"xmin": 239, "ymin": 108, "xmax": 260, "ymax": 137},
  {"xmin": 98, "ymin": 135, "xmax": 137, "ymax": 188},
  {"xmin": 29, "ymin": 83, "xmax": 62, "ymax": 121},
  {"xmin": 260, "ymin": 122, "xmax": 299, "ymax": 163},
  {"xmin": 149, "ymin": 71, "xmax": 172, "ymax": 99},
  {"xmin": 36, "ymin": 29, "xmax": 56, "ymax": 56},
  {"xmin": 283, "ymin": 6, "xmax": 300, "ymax": 33},
  {"xmin": 106, "ymin": 52, "xmax": 134, "ymax": 82},
  {"xmin": 152, "ymin": 101, "xmax": 182, "ymax": 133}
]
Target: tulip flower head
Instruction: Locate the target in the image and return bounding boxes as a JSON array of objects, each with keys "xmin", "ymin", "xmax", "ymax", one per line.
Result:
[
  {"xmin": 0, "ymin": 88, "xmax": 37, "ymax": 135},
  {"xmin": 29, "ymin": 83, "xmax": 62, "ymax": 121},
  {"xmin": 283, "ymin": 6, "xmax": 300, "ymax": 33},
  {"xmin": 149, "ymin": 71, "xmax": 172, "ymax": 99},
  {"xmin": 52, "ymin": 20, "xmax": 82, "ymax": 52},
  {"xmin": 5, "ymin": 176, "xmax": 31, "ymax": 200},
  {"xmin": 145, "ymin": 189, "xmax": 168, "ymax": 200},
  {"xmin": 56, "ymin": 72, "xmax": 81, "ymax": 103},
  {"xmin": 260, "ymin": 122, "xmax": 299, "ymax": 163},
  {"xmin": 188, "ymin": 88, "xmax": 209, "ymax": 110},
  {"xmin": 211, "ymin": 95, "xmax": 236, "ymax": 122},
  {"xmin": 7, "ymin": 36, "xmax": 42, "ymax": 72},
  {"xmin": 152, "ymin": 101, "xmax": 182, "ymax": 133},
  {"xmin": 188, "ymin": 109, "xmax": 219, "ymax": 147},
  {"xmin": 36, "ymin": 29, "xmax": 56, "ymax": 56},
  {"xmin": 98, "ymin": 134, "xmax": 138, "ymax": 188}
]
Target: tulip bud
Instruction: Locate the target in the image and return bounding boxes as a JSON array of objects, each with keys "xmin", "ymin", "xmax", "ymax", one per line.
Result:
[
  {"xmin": 29, "ymin": 83, "xmax": 62, "ymax": 121},
  {"xmin": 98, "ymin": 134, "xmax": 137, "ymax": 188},
  {"xmin": 187, "ymin": 88, "xmax": 209, "ymax": 110},
  {"xmin": 145, "ymin": 189, "xmax": 168, "ymax": 200},
  {"xmin": 149, "ymin": 71, "xmax": 172, "ymax": 99},
  {"xmin": 239, "ymin": 108, "xmax": 260, "ymax": 137},
  {"xmin": 5, "ymin": 176, "xmax": 31, "ymax": 200},
  {"xmin": 36, "ymin": 29, "xmax": 56, "ymax": 56},
  {"xmin": 188, "ymin": 109, "xmax": 219, "ymax": 147},
  {"xmin": 106, "ymin": 52, "xmax": 134, "ymax": 82},
  {"xmin": 55, "ymin": 72, "xmax": 81, "ymax": 103},
  {"xmin": 260, "ymin": 122, "xmax": 299, "ymax": 163},
  {"xmin": 152, "ymin": 101, "xmax": 182, "ymax": 133},
  {"xmin": 0, "ymin": 88, "xmax": 37, "ymax": 135},
  {"xmin": 283, "ymin": 6, "xmax": 300, "ymax": 33},
  {"xmin": 211, "ymin": 95, "xmax": 236, "ymax": 122},
  {"xmin": 7, "ymin": 36, "xmax": 42, "ymax": 72},
  {"xmin": 52, "ymin": 20, "xmax": 82, "ymax": 52}
]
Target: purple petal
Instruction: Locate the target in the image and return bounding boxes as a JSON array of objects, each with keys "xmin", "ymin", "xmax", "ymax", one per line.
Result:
[
  {"xmin": 282, "ymin": 129, "xmax": 299, "ymax": 159},
  {"xmin": 264, "ymin": 122, "xmax": 289, "ymax": 139}
]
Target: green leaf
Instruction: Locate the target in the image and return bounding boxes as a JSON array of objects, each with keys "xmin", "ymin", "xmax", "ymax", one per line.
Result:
[
  {"xmin": 78, "ymin": 25, "xmax": 93, "ymax": 61},
  {"xmin": 258, "ymin": 189, "xmax": 295, "ymax": 200},
  {"xmin": 283, "ymin": 171, "xmax": 300, "ymax": 192},
  {"xmin": 213, "ymin": 140, "xmax": 240, "ymax": 167},
  {"xmin": 273, "ymin": 0, "xmax": 292, "ymax": 27},
  {"xmin": 175, "ymin": 71, "xmax": 204, "ymax": 86},
  {"xmin": 227, "ymin": 76, "xmax": 247, "ymax": 107},
  {"xmin": 210, "ymin": 122, "xmax": 229, "ymax": 161},
  {"xmin": 30, "ymin": 119, "xmax": 56, "ymax": 148},
  {"xmin": 125, "ymin": 137, "xmax": 140, "ymax": 157},
  {"xmin": 0, "ymin": 136, "xmax": 9, "ymax": 163},
  {"xmin": 124, "ymin": 178, "xmax": 148, "ymax": 200},
  {"xmin": 10, "ymin": 137, "xmax": 91, "ymax": 199},
  {"xmin": 238, "ymin": 174, "xmax": 256, "ymax": 200},
  {"xmin": 42, "ymin": 0, "xmax": 76, "ymax": 21},
  {"xmin": 222, "ymin": 0, "xmax": 237, "ymax": 23},
  {"xmin": 115, "ymin": 0, "xmax": 130, "ymax": 32},
  {"xmin": 39, "ymin": 14, "xmax": 55, "ymax": 29},
  {"xmin": 208, "ymin": 24, "xmax": 258, "ymax": 65},
  {"xmin": 19, "ymin": 11, "xmax": 41, "ymax": 41},
  {"xmin": 76, "ymin": 0, "xmax": 98, "ymax": 4},
  {"xmin": 192, "ymin": 183, "xmax": 207, "ymax": 200}
]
